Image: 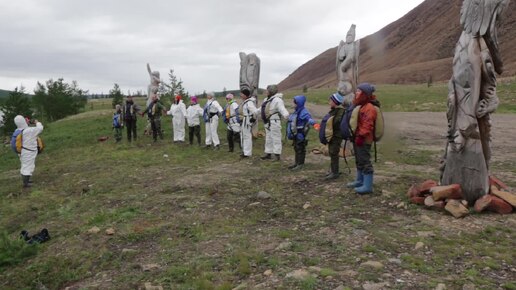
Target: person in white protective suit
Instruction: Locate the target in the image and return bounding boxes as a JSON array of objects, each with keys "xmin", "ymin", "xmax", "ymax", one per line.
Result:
[
  {"xmin": 166, "ymin": 95, "xmax": 187, "ymax": 142},
  {"xmin": 223, "ymin": 93, "xmax": 241, "ymax": 153},
  {"xmin": 186, "ymin": 96, "xmax": 204, "ymax": 146},
  {"xmin": 239, "ymin": 88, "xmax": 258, "ymax": 158},
  {"xmin": 203, "ymin": 91, "xmax": 223, "ymax": 149},
  {"xmin": 258, "ymin": 84, "xmax": 289, "ymax": 161},
  {"xmin": 14, "ymin": 115, "xmax": 43, "ymax": 188}
]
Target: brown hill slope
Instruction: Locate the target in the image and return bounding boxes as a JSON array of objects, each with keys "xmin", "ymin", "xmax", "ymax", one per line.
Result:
[{"xmin": 279, "ymin": 0, "xmax": 515, "ymax": 90}]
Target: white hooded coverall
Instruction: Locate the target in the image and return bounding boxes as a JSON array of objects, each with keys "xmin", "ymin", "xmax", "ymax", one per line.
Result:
[
  {"xmin": 167, "ymin": 100, "xmax": 187, "ymax": 141},
  {"xmin": 14, "ymin": 116, "xmax": 43, "ymax": 176},
  {"xmin": 259, "ymin": 93, "xmax": 289, "ymax": 155},
  {"xmin": 204, "ymin": 99, "xmax": 223, "ymax": 146},
  {"xmin": 240, "ymin": 97, "xmax": 258, "ymax": 156}
]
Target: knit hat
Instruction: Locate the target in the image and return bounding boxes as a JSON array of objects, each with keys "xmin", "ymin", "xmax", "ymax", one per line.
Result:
[
  {"xmin": 175, "ymin": 95, "xmax": 181, "ymax": 101},
  {"xmin": 190, "ymin": 96, "xmax": 198, "ymax": 104},
  {"xmin": 241, "ymin": 88, "xmax": 251, "ymax": 97},
  {"xmin": 226, "ymin": 93, "xmax": 234, "ymax": 100},
  {"xmin": 330, "ymin": 92, "xmax": 344, "ymax": 105},
  {"xmin": 357, "ymin": 83, "xmax": 376, "ymax": 97},
  {"xmin": 266, "ymin": 85, "xmax": 278, "ymax": 96}
]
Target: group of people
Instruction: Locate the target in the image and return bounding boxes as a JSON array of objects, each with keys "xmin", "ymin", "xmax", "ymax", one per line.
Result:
[
  {"xmin": 13, "ymin": 82, "xmax": 379, "ymax": 195},
  {"xmin": 111, "ymin": 82, "xmax": 379, "ymax": 194}
]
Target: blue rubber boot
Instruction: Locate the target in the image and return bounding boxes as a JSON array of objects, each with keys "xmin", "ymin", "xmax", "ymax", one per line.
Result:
[
  {"xmin": 355, "ymin": 173, "xmax": 373, "ymax": 195},
  {"xmin": 346, "ymin": 170, "xmax": 363, "ymax": 188}
]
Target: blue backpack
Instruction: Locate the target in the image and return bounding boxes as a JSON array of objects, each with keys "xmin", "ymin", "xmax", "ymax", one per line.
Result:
[
  {"xmin": 339, "ymin": 104, "xmax": 356, "ymax": 140},
  {"xmin": 11, "ymin": 129, "xmax": 22, "ymax": 153},
  {"xmin": 113, "ymin": 113, "xmax": 121, "ymax": 128},
  {"xmin": 203, "ymin": 103, "xmax": 211, "ymax": 123},
  {"xmin": 223, "ymin": 103, "xmax": 240, "ymax": 124}
]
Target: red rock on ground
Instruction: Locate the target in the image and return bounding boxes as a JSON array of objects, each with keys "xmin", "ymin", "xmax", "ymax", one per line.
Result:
[
  {"xmin": 431, "ymin": 184, "xmax": 463, "ymax": 201},
  {"xmin": 474, "ymin": 195, "xmax": 493, "ymax": 213},
  {"xmin": 487, "ymin": 195, "xmax": 513, "ymax": 214},
  {"xmin": 490, "ymin": 185, "xmax": 516, "ymax": 208},
  {"xmin": 410, "ymin": 196, "xmax": 426, "ymax": 205},
  {"xmin": 489, "ymin": 176, "xmax": 509, "ymax": 191}
]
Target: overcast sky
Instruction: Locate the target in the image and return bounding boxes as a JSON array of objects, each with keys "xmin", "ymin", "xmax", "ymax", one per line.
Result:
[{"xmin": 0, "ymin": 0, "xmax": 425, "ymax": 95}]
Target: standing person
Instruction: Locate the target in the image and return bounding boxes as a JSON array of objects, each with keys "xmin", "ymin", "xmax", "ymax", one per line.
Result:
[
  {"xmin": 287, "ymin": 95, "xmax": 316, "ymax": 170},
  {"xmin": 166, "ymin": 95, "xmax": 187, "ymax": 143},
  {"xmin": 323, "ymin": 93, "xmax": 345, "ymax": 180},
  {"xmin": 223, "ymin": 93, "xmax": 241, "ymax": 152},
  {"xmin": 141, "ymin": 94, "xmax": 166, "ymax": 142},
  {"xmin": 113, "ymin": 105, "xmax": 123, "ymax": 143},
  {"xmin": 239, "ymin": 89, "xmax": 258, "ymax": 158},
  {"xmin": 203, "ymin": 92, "xmax": 223, "ymax": 149},
  {"xmin": 123, "ymin": 95, "xmax": 141, "ymax": 142},
  {"xmin": 258, "ymin": 85, "xmax": 289, "ymax": 161},
  {"xmin": 13, "ymin": 115, "xmax": 43, "ymax": 188},
  {"xmin": 186, "ymin": 96, "xmax": 204, "ymax": 146},
  {"xmin": 348, "ymin": 83, "xmax": 378, "ymax": 194}
]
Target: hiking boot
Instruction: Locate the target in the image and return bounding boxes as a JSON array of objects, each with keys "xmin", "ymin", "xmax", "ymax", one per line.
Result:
[
  {"xmin": 240, "ymin": 154, "xmax": 250, "ymax": 159},
  {"xmin": 260, "ymin": 153, "xmax": 272, "ymax": 160},
  {"xmin": 291, "ymin": 164, "xmax": 304, "ymax": 171},
  {"xmin": 204, "ymin": 145, "xmax": 212, "ymax": 149},
  {"xmin": 213, "ymin": 145, "xmax": 220, "ymax": 150},
  {"xmin": 288, "ymin": 163, "xmax": 298, "ymax": 169},
  {"xmin": 324, "ymin": 172, "xmax": 340, "ymax": 181},
  {"xmin": 272, "ymin": 154, "xmax": 281, "ymax": 161},
  {"xmin": 20, "ymin": 230, "xmax": 31, "ymax": 241}
]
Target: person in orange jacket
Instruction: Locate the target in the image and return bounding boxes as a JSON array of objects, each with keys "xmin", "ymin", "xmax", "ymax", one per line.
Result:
[{"xmin": 349, "ymin": 83, "xmax": 378, "ymax": 194}]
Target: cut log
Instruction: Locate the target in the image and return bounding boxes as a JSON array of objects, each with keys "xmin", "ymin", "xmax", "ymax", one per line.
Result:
[
  {"xmin": 487, "ymin": 195, "xmax": 513, "ymax": 214},
  {"xmin": 424, "ymin": 196, "xmax": 435, "ymax": 207},
  {"xmin": 431, "ymin": 184, "xmax": 463, "ymax": 201},
  {"xmin": 474, "ymin": 195, "xmax": 492, "ymax": 213},
  {"xmin": 489, "ymin": 176, "xmax": 509, "ymax": 191},
  {"xmin": 490, "ymin": 185, "xmax": 516, "ymax": 208},
  {"xmin": 410, "ymin": 196, "xmax": 426, "ymax": 205},
  {"xmin": 445, "ymin": 199, "xmax": 469, "ymax": 218}
]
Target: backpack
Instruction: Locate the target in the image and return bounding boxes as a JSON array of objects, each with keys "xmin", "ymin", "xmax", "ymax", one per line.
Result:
[
  {"xmin": 318, "ymin": 114, "xmax": 334, "ymax": 145},
  {"xmin": 113, "ymin": 113, "xmax": 122, "ymax": 128},
  {"xmin": 286, "ymin": 113, "xmax": 297, "ymax": 140},
  {"xmin": 260, "ymin": 96, "xmax": 277, "ymax": 124},
  {"xmin": 339, "ymin": 104, "xmax": 357, "ymax": 140},
  {"xmin": 11, "ymin": 129, "xmax": 44, "ymax": 154},
  {"xmin": 223, "ymin": 103, "xmax": 240, "ymax": 124},
  {"xmin": 346, "ymin": 102, "xmax": 384, "ymax": 142}
]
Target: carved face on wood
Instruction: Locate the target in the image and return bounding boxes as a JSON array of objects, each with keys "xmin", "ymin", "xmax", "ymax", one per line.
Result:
[
  {"xmin": 239, "ymin": 52, "xmax": 260, "ymax": 94},
  {"xmin": 346, "ymin": 24, "xmax": 356, "ymax": 44}
]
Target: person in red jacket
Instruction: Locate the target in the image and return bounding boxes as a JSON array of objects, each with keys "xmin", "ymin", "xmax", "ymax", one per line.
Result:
[{"xmin": 349, "ymin": 83, "xmax": 378, "ymax": 194}]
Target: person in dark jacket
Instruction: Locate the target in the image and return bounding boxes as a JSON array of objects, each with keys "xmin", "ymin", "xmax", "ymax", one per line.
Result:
[
  {"xmin": 123, "ymin": 95, "xmax": 140, "ymax": 142},
  {"xmin": 325, "ymin": 93, "xmax": 345, "ymax": 180},
  {"xmin": 141, "ymin": 94, "xmax": 166, "ymax": 142}
]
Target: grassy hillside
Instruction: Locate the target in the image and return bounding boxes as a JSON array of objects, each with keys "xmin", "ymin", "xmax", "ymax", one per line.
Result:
[
  {"xmin": 283, "ymin": 82, "xmax": 516, "ymax": 113},
  {"xmin": 0, "ymin": 89, "xmax": 11, "ymax": 99},
  {"xmin": 0, "ymin": 94, "xmax": 515, "ymax": 289}
]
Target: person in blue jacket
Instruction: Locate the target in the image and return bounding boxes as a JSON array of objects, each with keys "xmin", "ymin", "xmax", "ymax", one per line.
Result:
[{"xmin": 287, "ymin": 95, "xmax": 315, "ymax": 171}]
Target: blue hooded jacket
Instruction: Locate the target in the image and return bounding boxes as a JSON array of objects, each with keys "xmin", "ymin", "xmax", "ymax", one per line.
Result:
[{"xmin": 287, "ymin": 95, "xmax": 315, "ymax": 141}]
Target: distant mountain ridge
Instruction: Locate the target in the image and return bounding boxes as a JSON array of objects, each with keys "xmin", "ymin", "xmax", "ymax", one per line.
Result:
[{"xmin": 278, "ymin": 0, "xmax": 515, "ymax": 90}]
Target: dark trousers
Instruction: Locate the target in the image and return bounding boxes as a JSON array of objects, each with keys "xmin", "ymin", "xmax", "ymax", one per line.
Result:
[
  {"xmin": 189, "ymin": 125, "xmax": 201, "ymax": 145},
  {"xmin": 125, "ymin": 119, "xmax": 137, "ymax": 142},
  {"xmin": 293, "ymin": 139, "xmax": 308, "ymax": 165},
  {"xmin": 150, "ymin": 118, "xmax": 163, "ymax": 141},
  {"xmin": 354, "ymin": 143, "xmax": 373, "ymax": 174},
  {"xmin": 328, "ymin": 138, "xmax": 342, "ymax": 174},
  {"xmin": 227, "ymin": 129, "xmax": 241, "ymax": 151}
]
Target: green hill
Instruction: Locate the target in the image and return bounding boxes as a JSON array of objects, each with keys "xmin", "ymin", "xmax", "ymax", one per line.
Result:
[
  {"xmin": 0, "ymin": 94, "xmax": 514, "ymax": 289},
  {"xmin": 0, "ymin": 89, "xmax": 11, "ymax": 99}
]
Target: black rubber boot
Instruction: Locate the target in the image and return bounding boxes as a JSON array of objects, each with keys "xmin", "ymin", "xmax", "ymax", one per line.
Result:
[
  {"xmin": 22, "ymin": 175, "xmax": 31, "ymax": 188},
  {"xmin": 273, "ymin": 154, "xmax": 280, "ymax": 161}
]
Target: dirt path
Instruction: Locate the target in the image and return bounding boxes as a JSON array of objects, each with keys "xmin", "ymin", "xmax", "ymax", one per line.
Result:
[{"xmin": 305, "ymin": 104, "xmax": 516, "ymax": 161}]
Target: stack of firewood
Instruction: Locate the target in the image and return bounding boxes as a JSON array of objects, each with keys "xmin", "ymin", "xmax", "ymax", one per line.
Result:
[{"xmin": 407, "ymin": 177, "xmax": 515, "ymax": 218}]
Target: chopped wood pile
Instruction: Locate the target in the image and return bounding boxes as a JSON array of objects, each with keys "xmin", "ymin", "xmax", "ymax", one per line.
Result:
[{"xmin": 407, "ymin": 176, "xmax": 514, "ymax": 218}]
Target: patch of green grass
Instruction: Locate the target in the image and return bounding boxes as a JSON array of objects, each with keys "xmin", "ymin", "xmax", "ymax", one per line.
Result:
[{"xmin": 0, "ymin": 232, "xmax": 38, "ymax": 268}]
